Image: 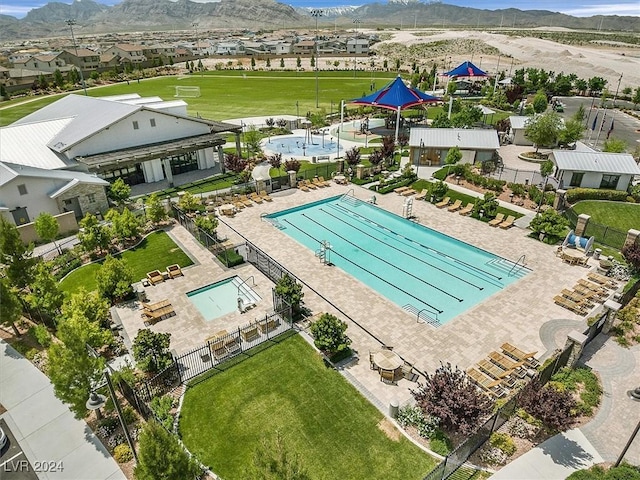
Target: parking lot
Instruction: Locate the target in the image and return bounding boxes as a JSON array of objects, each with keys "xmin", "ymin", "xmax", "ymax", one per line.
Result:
[{"xmin": 0, "ymin": 419, "xmax": 38, "ymax": 480}]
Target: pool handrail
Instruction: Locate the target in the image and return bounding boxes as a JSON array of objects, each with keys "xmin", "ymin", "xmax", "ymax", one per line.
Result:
[
  {"xmin": 508, "ymin": 255, "xmax": 527, "ymax": 277},
  {"xmin": 236, "ymin": 276, "xmax": 256, "ymax": 298}
]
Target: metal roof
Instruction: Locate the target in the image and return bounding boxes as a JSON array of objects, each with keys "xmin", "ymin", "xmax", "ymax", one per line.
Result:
[
  {"xmin": 409, "ymin": 128, "xmax": 499, "ymax": 150},
  {"xmin": 0, "ymin": 118, "xmax": 75, "ymax": 170},
  {"xmin": 509, "ymin": 115, "xmax": 532, "ymax": 129},
  {"xmin": 552, "ymin": 151, "xmax": 640, "ymax": 175},
  {"xmin": 0, "ymin": 161, "xmax": 108, "ymax": 188}
]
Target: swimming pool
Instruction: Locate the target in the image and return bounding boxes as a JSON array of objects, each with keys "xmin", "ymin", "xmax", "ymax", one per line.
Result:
[
  {"xmin": 265, "ymin": 196, "xmax": 529, "ymax": 326},
  {"xmin": 262, "ymin": 134, "xmax": 342, "ymax": 158},
  {"xmin": 187, "ymin": 276, "xmax": 261, "ymax": 322}
]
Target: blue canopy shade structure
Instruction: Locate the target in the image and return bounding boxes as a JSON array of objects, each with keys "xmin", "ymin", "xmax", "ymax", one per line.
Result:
[
  {"xmin": 349, "ymin": 76, "xmax": 441, "ymax": 143},
  {"xmin": 445, "ymin": 61, "xmax": 489, "ymax": 78}
]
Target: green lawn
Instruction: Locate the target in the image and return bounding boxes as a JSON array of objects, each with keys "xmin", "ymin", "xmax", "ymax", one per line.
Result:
[
  {"xmin": 571, "ymin": 201, "xmax": 640, "ymax": 233},
  {"xmin": 1, "ymin": 71, "xmax": 398, "ymax": 126},
  {"xmin": 179, "ymin": 334, "xmax": 436, "ymax": 480},
  {"xmin": 59, "ymin": 230, "xmax": 193, "ymax": 294}
]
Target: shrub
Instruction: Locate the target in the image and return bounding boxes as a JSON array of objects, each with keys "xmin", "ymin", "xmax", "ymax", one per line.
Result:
[
  {"xmin": 431, "ymin": 181, "xmax": 449, "ymax": 202},
  {"xmin": 31, "ymin": 324, "xmax": 51, "ymax": 348},
  {"xmin": 622, "ymin": 243, "xmax": 640, "ymax": 273},
  {"xmin": 122, "ymin": 405, "xmax": 137, "ymax": 425},
  {"xmin": 529, "ymin": 209, "xmax": 570, "ymax": 243},
  {"xmin": 551, "ymin": 367, "xmax": 602, "ymax": 417},
  {"xmin": 396, "ymin": 405, "xmax": 439, "ymax": 439},
  {"xmin": 490, "ymin": 432, "xmax": 517, "ymax": 456},
  {"xmin": 429, "ymin": 429, "xmax": 453, "ymax": 456},
  {"xmin": 216, "ymin": 248, "xmax": 244, "ymax": 267},
  {"xmin": 150, "ymin": 395, "xmax": 174, "ymax": 431},
  {"xmin": 376, "ymin": 178, "xmax": 413, "ymax": 194},
  {"xmin": 309, "ymin": 313, "xmax": 351, "ymax": 355},
  {"xmin": 518, "ymin": 380, "xmax": 577, "ymax": 432},
  {"xmin": 114, "ymin": 444, "xmax": 133, "ymax": 463},
  {"xmin": 566, "ymin": 188, "xmax": 629, "ymax": 203}
]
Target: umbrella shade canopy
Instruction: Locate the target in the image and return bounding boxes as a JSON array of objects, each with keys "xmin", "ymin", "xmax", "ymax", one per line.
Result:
[
  {"xmin": 445, "ymin": 61, "xmax": 488, "ymax": 78},
  {"xmin": 350, "ymin": 75, "xmax": 441, "ymax": 111}
]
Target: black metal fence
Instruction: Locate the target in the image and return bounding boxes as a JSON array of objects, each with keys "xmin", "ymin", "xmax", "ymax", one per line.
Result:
[
  {"xmin": 490, "ymin": 166, "xmax": 559, "ymax": 190},
  {"xmin": 564, "ymin": 208, "xmax": 627, "ymax": 250},
  {"xmin": 246, "ymin": 240, "xmax": 296, "ymax": 284}
]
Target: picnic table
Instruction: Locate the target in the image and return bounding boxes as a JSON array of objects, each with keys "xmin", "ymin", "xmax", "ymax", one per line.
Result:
[{"xmin": 373, "ymin": 349, "xmax": 402, "ymax": 371}]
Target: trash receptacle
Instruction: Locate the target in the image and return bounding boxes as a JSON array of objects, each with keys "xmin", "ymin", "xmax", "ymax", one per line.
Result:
[
  {"xmin": 593, "ymin": 248, "xmax": 601, "ymax": 260},
  {"xmin": 389, "ymin": 400, "xmax": 399, "ymax": 419}
]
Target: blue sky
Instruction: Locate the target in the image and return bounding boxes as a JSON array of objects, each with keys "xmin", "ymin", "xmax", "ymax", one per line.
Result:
[{"xmin": 1, "ymin": 0, "xmax": 639, "ymax": 19}]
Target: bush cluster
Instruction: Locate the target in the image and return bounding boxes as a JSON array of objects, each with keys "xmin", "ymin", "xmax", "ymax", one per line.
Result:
[
  {"xmin": 51, "ymin": 249, "xmax": 83, "ymax": 280},
  {"xmin": 396, "ymin": 405, "xmax": 440, "ymax": 439},
  {"xmin": 489, "ymin": 432, "xmax": 517, "ymax": 456},
  {"xmin": 376, "ymin": 178, "xmax": 413, "ymax": 194},
  {"xmin": 216, "ymin": 248, "xmax": 244, "ymax": 267},
  {"xmin": 114, "ymin": 444, "xmax": 133, "ymax": 463},
  {"xmin": 566, "ymin": 188, "xmax": 629, "ymax": 203},
  {"xmin": 449, "ymin": 164, "xmax": 506, "ymax": 192}
]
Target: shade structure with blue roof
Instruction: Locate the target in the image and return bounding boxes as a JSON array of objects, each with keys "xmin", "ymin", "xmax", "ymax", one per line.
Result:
[
  {"xmin": 444, "ymin": 61, "xmax": 489, "ymax": 78},
  {"xmin": 349, "ymin": 75, "xmax": 441, "ymax": 143}
]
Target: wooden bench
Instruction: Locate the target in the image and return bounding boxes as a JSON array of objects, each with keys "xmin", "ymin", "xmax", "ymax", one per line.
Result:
[
  {"xmin": 257, "ymin": 318, "xmax": 279, "ymax": 334},
  {"xmin": 241, "ymin": 326, "xmax": 260, "ymax": 342}
]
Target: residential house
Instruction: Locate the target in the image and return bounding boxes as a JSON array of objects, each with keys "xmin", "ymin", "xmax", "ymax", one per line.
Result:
[
  {"xmin": 508, "ymin": 115, "xmax": 533, "ymax": 146},
  {"xmin": 551, "ymin": 150, "xmax": 640, "ymax": 191},
  {"xmin": 59, "ymin": 48, "xmax": 101, "ymax": 70},
  {"xmin": 103, "ymin": 44, "xmax": 147, "ymax": 65},
  {"xmin": 346, "ymin": 38, "xmax": 370, "ymax": 55},
  {"xmin": 142, "ymin": 44, "xmax": 177, "ymax": 64},
  {"xmin": 13, "ymin": 53, "xmax": 67, "ymax": 73},
  {"xmin": 408, "ymin": 128, "xmax": 500, "ymax": 166},
  {"xmin": 0, "ymin": 94, "xmax": 241, "ymax": 225},
  {"xmin": 215, "ymin": 42, "xmax": 243, "ymax": 55},
  {"xmin": 292, "ymin": 40, "xmax": 316, "ymax": 55}
]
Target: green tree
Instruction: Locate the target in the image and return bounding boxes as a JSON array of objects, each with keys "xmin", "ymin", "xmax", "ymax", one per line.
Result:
[
  {"xmin": 197, "ymin": 59, "xmax": 203, "ymax": 71},
  {"xmin": 558, "ymin": 119, "xmax": 584, "ymax": 147},
  {"xmin": 280, "ymin": 58, "xmax": 285, "ymax": 68},
  {"xmin": 245, "ymin": 431, "xmax": 310, "ymax": 480},
  {"xmin": 0, "ymin": 279, "xmax": 23, "ymax": 336},
  {"xmin": 132, "ymin": 329, "xmax": 173, "ymax": 373},
  {"xmin": 107, "ymin": 178, "xmax": 131, "ymax": 207},
  {"xmin": 532, "ymin": 90, "xmax": 548, "ymax": 113},
  {"xmin": 145, "ymin": 193, "xmax": 167, "ymax": 225},
  {"xmin": 524, "ymin": 111, "xmax": 563, "ymax": 152},
  {"xmin": 602, "ymin": 137, "xmax": 627, "ymax": 153},
  {"xmin": 177, "ymin": 192, "xmax": 201, "ymax": 212},
  {"xmin": 53, "ymin": 69, "xmax": 65, "ymax": 88},
  {"xmin": 194, "ymin": 215, "xmax": 218, "ymax": 236},
  {"xmin": 432, "ymin": 180, "xmax": 449, "ymax": 201},
  {"xmin": 275, "ymin": 274, "xmax": 304, "ymax": 318},
  {"xmin": 34, "ymin": 212, "xmax": 59, "ymax": 252},
  {"xmin": 95, "ymin": 255, "xmax": 134, "ymax": 301},
  {"xmin": 529, "ymin": 209, "xmax": 570, "ymax": 243},
  {"xmin": 444, "ymin": 146, "xmax": 462, "ymax": 176},
  {"xmin": 244, "ymin": 125, "xmax": 263, "ymax": 157},
  {"xmin": 633, "ymin": 87, "xmax": 640, "ymax": 107},
  {"xmin": 105, "ymin": 208, "xmax": 141, "ymax": 244},
  {"xmin": 446, "ymin": 81, "xmax": 457, "ymax": 96},
  {"xmin": 0, "ymin": 83, "xmax": 9, "ymax": 100},
  {"xmin": 62, "ymin": 287, "xmax": 110, "ymax": 328},
  {"xmin": 0, "ymin": 217, "xmax": 37, "ymax": 289},
  {"xmin": 26, "ymin": 263, "xmax": 64, "ymax": 320},
  {"xmin": 78, "ymin": 213, "xmax": 110, "ymax": 255},
  {"xmin": 134, "ymin": 421, "xmax": 201, "ymax": 480},
  {"xmin": 573, "ymin": 104, "xmax": 586, "ymax": 122},
  {"xmin": 587, "ymin": 76, "xmax": 607, "ymax": 95},
  {"xmin": 310, "ymin": 56, "xmax": 315, "ymax": 68},
  {"xmin": 296, "ymin": 57, "xmax": 301, "ymax": 68},
  {"xmin": 309, "ymin": 313, "xmax": 351, "ymax": 355},
  {"xmin": 431, "ymin": 112, "xmax": 452, "ymax": 128},
  {"xmin": 450, "ymin": 104, "xmax": 482, "ymax": 128},
  {"xmin": 48, "ymin": 310, "xmax": 110, "ymax": 418},
  {"xmin": 251, "ymin": 57, "xmax": 256, "ymax": 69},
  {"xmin": 266, "ymin": 57, "xmax": 271, "ymax": 68}
]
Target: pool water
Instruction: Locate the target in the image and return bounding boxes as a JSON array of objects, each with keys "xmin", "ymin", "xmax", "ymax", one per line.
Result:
[
  {"xmin": 266, "ymin": 196, "xmax": 529, "ymax": 326},
  {"xmin": 262, "ymin": 135, "xmax": 342, "ymax": 157},
  {"xmin": 187, "ymin": 276, "xmax": 261, "ymax": 322}
]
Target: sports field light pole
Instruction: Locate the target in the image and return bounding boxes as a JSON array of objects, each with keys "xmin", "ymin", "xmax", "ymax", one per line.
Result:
[
  {"xmin": 311, "ymin": 9, "xmax": 323, "ymax": 108},
  {"xmin": 66, "ymin": 19, "xmax": 87, "ymax": 96},
  {"xmin": 352, "ymin": 18, "xmax": 361, "ymax": 78}
]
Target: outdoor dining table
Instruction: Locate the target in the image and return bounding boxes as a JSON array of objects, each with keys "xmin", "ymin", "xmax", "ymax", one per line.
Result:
[
  {"xmin": 562, "ymin": 248, "xmax": 585, "ymax": 264},
  {"xmin": 373, "ymin": 349, "xmax": 403, "ymax": 371},
  {"xmin": 334, "ymin": 174, "xmax": 346, "ymax": 184},
  {"xmin": 219, "ymin": 203, "xmax": 235, "ymax": 216}
]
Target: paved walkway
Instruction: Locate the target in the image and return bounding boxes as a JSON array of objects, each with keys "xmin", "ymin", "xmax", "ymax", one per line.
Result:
[{"xmin": 0, "ymin": 340, "xmax": 125, "ymax": 480}]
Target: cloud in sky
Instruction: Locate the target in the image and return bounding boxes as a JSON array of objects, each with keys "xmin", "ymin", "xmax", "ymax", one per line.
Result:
[{"xmin": 559, "ymin": 3, "xmax": 640, "ymax": 16}]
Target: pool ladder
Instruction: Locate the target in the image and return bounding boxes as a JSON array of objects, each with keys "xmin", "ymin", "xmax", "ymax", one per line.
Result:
[
  {"xmin": 508, "ymin": 255, "xmax": 527, "ymax": 277},
  {"xmin": 403, "ymin": 304, "xmax": 441, "ymax": 327}
]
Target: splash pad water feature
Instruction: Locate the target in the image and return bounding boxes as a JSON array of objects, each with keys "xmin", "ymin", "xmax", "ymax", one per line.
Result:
[{"xmin": 262, "ymin": 132, "xmax": 342, "ymax": 160}]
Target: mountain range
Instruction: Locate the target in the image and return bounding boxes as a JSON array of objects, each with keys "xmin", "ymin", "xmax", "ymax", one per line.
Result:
[{"xmin": 0, "ymin": 0, "xmax": 638, "ymax": 41}]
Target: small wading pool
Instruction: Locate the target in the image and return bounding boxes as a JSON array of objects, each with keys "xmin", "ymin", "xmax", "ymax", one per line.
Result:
[
  {"xmin": 187, "ymin": 276, "xmax": 261, "ymax": 322},
  {"xmin": 263, "ymin": 135, "xmax": 342, "ymax": 157}
]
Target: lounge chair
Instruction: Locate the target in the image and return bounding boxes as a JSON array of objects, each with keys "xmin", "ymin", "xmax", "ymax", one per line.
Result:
[
  {"xmin": 312, "ymin": 177, "xmax": 327, "ymax": 188},
  {"xmin": 401, "ymin": 189, "xmax": 417, "ymax": 197},
  {"xmin": 249, "ymin": 192, "xmax": 263, "ymax": 204},
  {"xmin": 488, "ymin": 213, "xmax": 505, "ymax": 227},
  {"xmin": 297, "ymin": 180, "xmax": 309, "ymax": 192},
  {"xmin": 142, "ymin": 305, "xmax": 175, "ymax": 325},
  {"xmin": 146, "ymin": 270, "xmax": 165, "ymax": 285},
  {"xmin": 166, "ymin": 264, "xmax": 182, "ymax": 278},
  {"xmin": 394, "ymin": 186, "xmax": 411, "ymax": 194},
  {"xmin": 477, "ymin": 359, "xmax": 513, "ymax": 379},
  {"xmin": 238, "ymin": 194, "xmax": 253, "ymax": 207},
  {"xmin": 259, "ymin": 190, "xmax": 273, "ymax": 201},
  {"xmin": 561, "ymin": 289, "xmax": 595, "ymax": 307},
  {"xmin": 501, "ymin": 343, "xmax": 540, "ymax": 368},
  {"xmin": 447, "ymin": 199, "xmax": 463, "ymax": 212},
  {"xmin": 142, "ymin": 299, "xmax": 171, "ymax": 312},
  {"xmin": 317, "ymin": 176, "xmax": 331, "ymax": 187},
  {"xmin": 573, "ymin": 282, "xmax": 608, "ymax": 301},
  {"xmin": 577, "ymin": 279, "xmax": 608, "ymax": 295},
  {"xmin": 499, "ymin": 215, "xmax": 516, "ymax": 229},
  {"xmin": 554, "ymin": 295, "xmax": 589, "ymax": 316},
  {"xmin": 587, "ymin": 272, "xmax": 617, "ymax": 289},
  {"xmin": 435, "ymin": 196, "xmax": 450, "ymax": 208},
  {"xmin": 305, "ymin": 179, "xmax": 318, "ymax": 190},
  {"xmin": 488, "ymin": 351, "xmax": 527, "ymax": 378},
  {"xmin": 466, "ymin": 368, "xmax": 507, "ymax": 398},
  {"xmin": 458, "ymin": 203, "xmax": 474, "ymax": 216},
  {"xmin": 414, "ymin": 189, "xmax": 428, "ymax": 201}
]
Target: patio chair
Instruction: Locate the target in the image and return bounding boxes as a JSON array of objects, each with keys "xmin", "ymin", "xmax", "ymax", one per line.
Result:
[
  {"xmin": 210, "ymin": 340, "xmax": 229, "ymax": 362},
  {"xmin": 259, "ymin": 190, "xmax": 273, "ymax": 201},
  {"xmin": 225, "ymin": 336, "xmax": 241, "ymax": 356},
  {"xmin": 238, "ymin": 194, "xmax": 254, "ymax": 207},
  {"xmin": 369, "ymin": 351, "xmax": 376, "ymax": 370},
  {"xmin": 477, "ymin": 359, "xmax": 512, "ymax": 379},
  {"xmin": 312, "ymin": 177, "xmax": 327, "ymax": 188},
  {"xmin": 305, "ymin": 179, "xmax": 318, "ymax": 190},
  {"xmin": 447, "ymin": 199, "xmax": 463, "ymax": 212},
  {"xmin": 414, "ymin": 189, "xmax": 428, "ymax": 201},
  {"xmin": 435, "ymin": 197, "xmax": 450, "ymax": 208},
  {"xmin": 561, "ymin": 289, "xmax": 595, "ymax": 307},
  {"xmin": 401, "ymin": 361, "xmax": 419, "ymax": 382},
  {"xmin": 488, "ymin": 213, "xmax": 505, "ymax": 227},
  {"xmin": 240, "ymin": 325, "xmax": 260, "ymax": 342},
  {"xmin": 401, "ymin": 189, "xmax": 417, "ymax": 197},
  {"xmin": 146, "ymin": 270, "xmax": 165, "ymax": 285},
  {"xmin": 142, "ymin": 305, "xmax": 175, "ymax": 325},
  {"xmin": 488, "ymin": 351, "xmax": 527, "ymax": 378},
  {"xmin": 249, "ymin": 192, "xmax": 263, "ymax": 204},
  {"xmin": 166, "ymin": 264, "xmax": 183, "ymax": 278},
  {"xmin": 381, "ymin": 345, "xmax": 394, "ymax": 351},
  {"xmin": 587, "ymin": 272, "xmax": 617, "ymax": 289},
  {"xmin": 458, "ymin": 203, "xmax": 474, "ymax": 216},
  {"xmin": 297, "ymin": 180, "xmax": 309, "ymax": 192},
  {"xmin": 499, "ymin": 215, "xmax": 516, "ymax": 229},
  {"xmin": 501, "ymin": 343, "xmax": 540, "ymax": 368},
  {"xmin": 142, "ymin": 299, "xmax": 171, "ymax": 312},
  {"xmin": 380, "ymin": 369, "xmax": 397, "ymax": 384},
  {"xmin": 394, "ymin": 186, "xmax": 411, "ymax": 194},
  {"xmin": 553, "ymin": 295, "xmax": 589, "ymax": 316}
]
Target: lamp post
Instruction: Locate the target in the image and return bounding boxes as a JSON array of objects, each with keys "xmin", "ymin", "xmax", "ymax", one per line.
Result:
[
  {"xmin": 86, "ymin": 391, "xmax": 107, "ymax": 420},
  {"xmin": 192, "ymin": 22, "xmax": 199, "ymax": 57},
  {"xmin": 612, "ymin": 73, "xmax": 623, "ymax": 107},
  {"xmin": 311, "ymin": 9, "xmax": 323, "ymax": 109},
  {"xmin": 352, "ymin": 18, "xmax": 361, "ymax": 79},
  {"xmin": 66, "ymin": 19, "xmax": 87, "ymax": 96}
]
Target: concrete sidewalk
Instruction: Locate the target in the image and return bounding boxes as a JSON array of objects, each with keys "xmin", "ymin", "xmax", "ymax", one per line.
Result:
[{"xmin": 0, "ymin": 340, "xmax": 125, "ymax": 480}]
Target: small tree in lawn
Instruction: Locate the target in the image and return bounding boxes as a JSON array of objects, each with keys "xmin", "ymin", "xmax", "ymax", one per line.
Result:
[
  {"xmin": 283, "ymin": 159, "xmax": 301, "ymax": 174},
  {"xmin": 224, "ymin": 152, "xmax": 249, "ymax": 173},
  {"xmin": 26, "ymin": 262, "xmax": 64, "ymax": 321},
  {"xmin": 78, "ymin": 213, "xmax": 110, "ymax": 255},
  {"xmin": 96, "ymin": 255, "xmax": 134, "ymax": 302},
  {"xmin": 344, "ymin": 146, "xmax": 361, "ymax": 171},
  {"xmin": 268, "ymin": 152, "xmax": 282, "ymax": 172},
  {"xmin": 0, "ymin": 279, "xmax": 23, "ymax": 336},
  {"xmin": 177, "ymin": 192, "xmax": 201, "ymax": 213},
  {"xmin": 412, "ymin": 362, "xmax": 492, "ymax": 435},
  {"xmin": 145, "ymin": 193, "xmax": 167, "ymax": 225},
  {"xmin": 444, "ymin": 146, "xmax": 462, "ymax": 177},
  {"xmin": 518, "ymin": 380, "xmax": 577, "ymax": 432},
  {"xmin": 310, "ymin": 313, "xmax": 351, "ymax": 356},
  {"xmin": 275, "ymin": 273, "xmax": 304, "ymax": 318},
  {"xmin": 34, "ymin": 212, "xmax": 60, "ymax": 252},
  {"xmin": 132, "ymin": 329, "xmax": 173, "ymax": 373},
  {"xmin": 524, "ymin": 111, "xmax": 563, "ymax": 153},
  {"xmin": 134, "ymin": 420, "xmax": 202, "ymax": 480},
  {"xmin": 107, "ymin": 178, "xmax": 131, "ymax": 208}
]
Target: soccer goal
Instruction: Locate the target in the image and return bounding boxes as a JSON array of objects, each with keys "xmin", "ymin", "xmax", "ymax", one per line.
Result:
[{"xmin": 174, "ymin": 86, "xmax": 201, "ymax": 98}]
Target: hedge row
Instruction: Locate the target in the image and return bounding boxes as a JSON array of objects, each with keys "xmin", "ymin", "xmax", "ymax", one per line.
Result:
[
  {"xmin": 376, "ymin": 178, "xmax": 413, "ymax": 195},
  {"xmin": 566, "ymin": 188, "xmax": 630, "ymax": 203},
  {"xmin": 450, "ymin": 164, "xmax": 506, "ymax": 193}
]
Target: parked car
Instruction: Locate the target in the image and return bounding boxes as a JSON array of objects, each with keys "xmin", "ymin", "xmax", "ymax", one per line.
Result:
[{"xmin": 0, "ymin": 426, "xmax": 7, "ymax": 450}]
